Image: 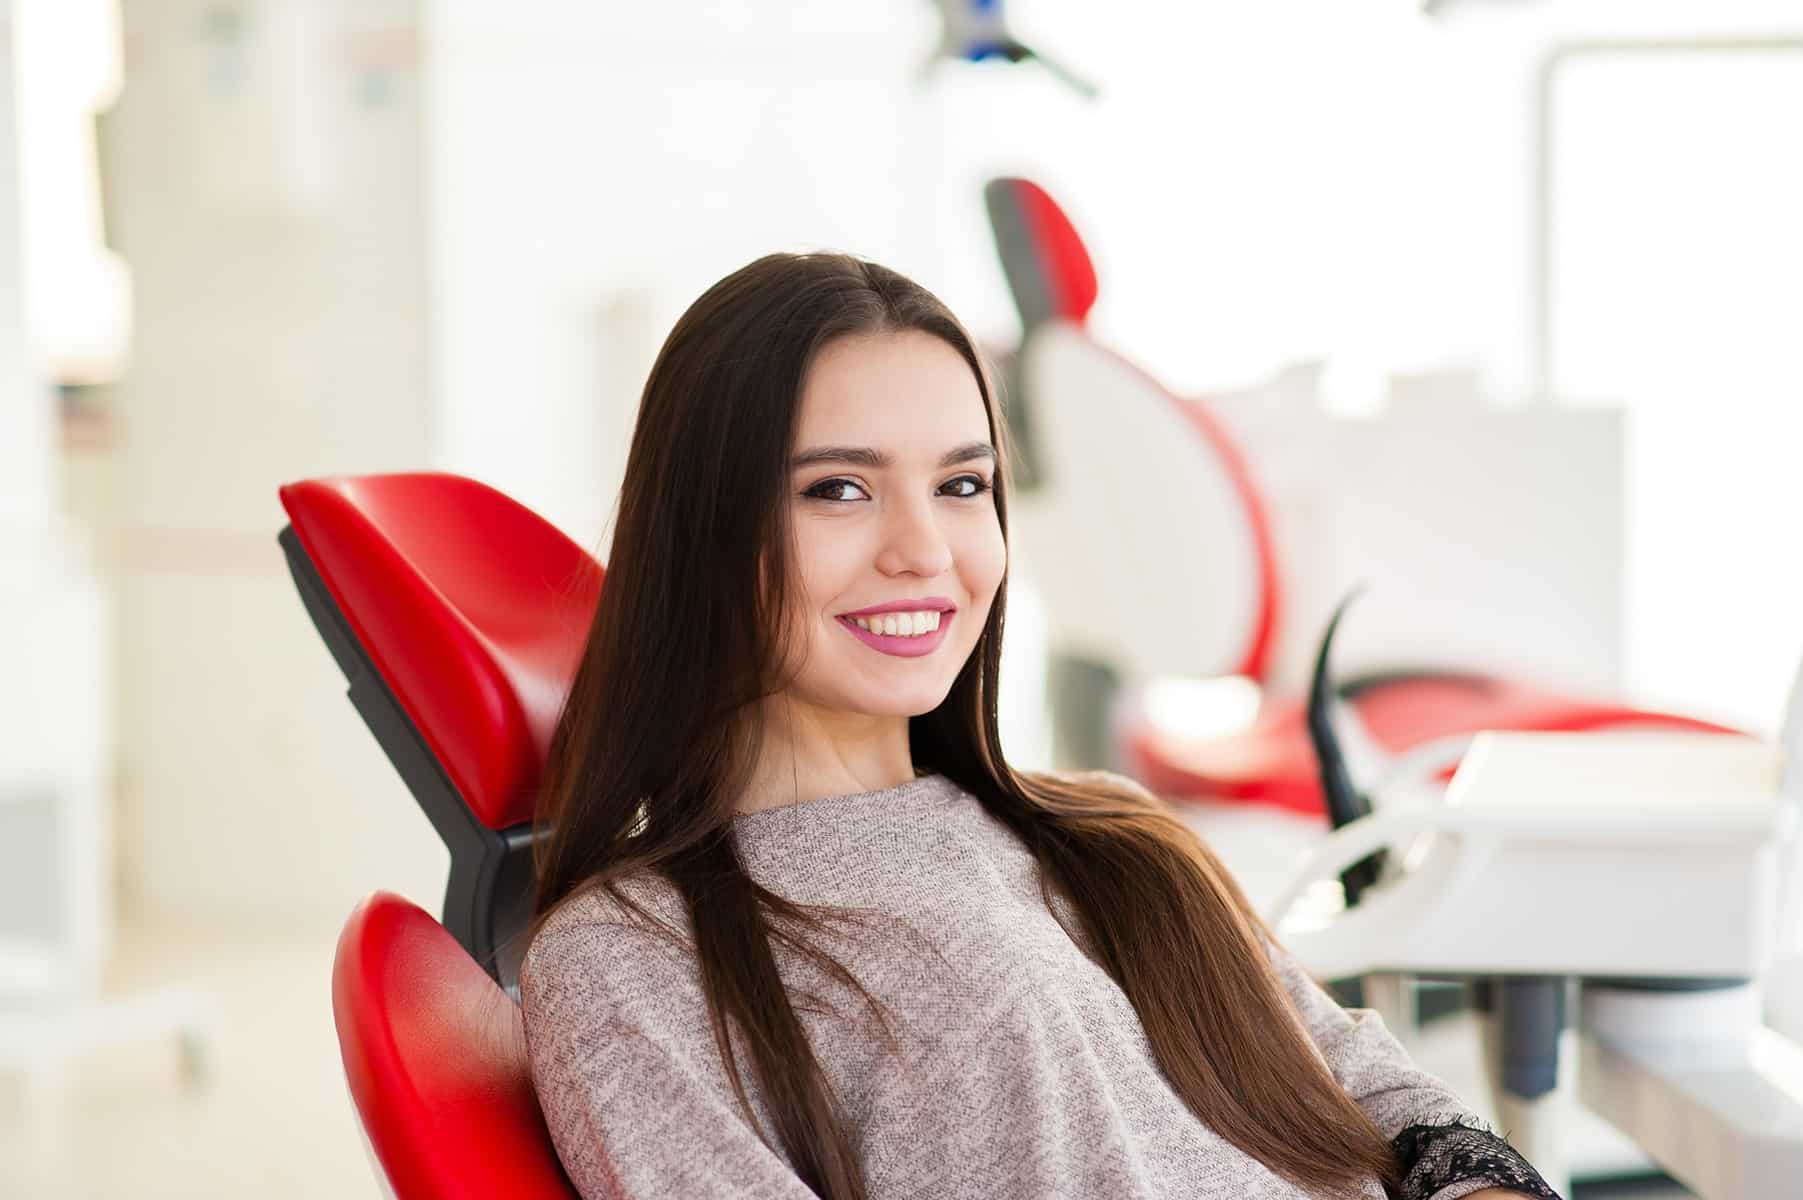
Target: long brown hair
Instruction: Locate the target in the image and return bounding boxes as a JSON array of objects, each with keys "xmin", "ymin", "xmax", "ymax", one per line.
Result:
[{"xmin": 530, "ymin": 252, "xmax": 1400, "ymax": 1197}]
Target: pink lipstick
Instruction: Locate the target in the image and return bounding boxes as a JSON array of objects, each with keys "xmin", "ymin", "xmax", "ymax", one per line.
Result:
[{"xmin": 837, "ymin": 609, "xmax": 955, "ymax": 658}]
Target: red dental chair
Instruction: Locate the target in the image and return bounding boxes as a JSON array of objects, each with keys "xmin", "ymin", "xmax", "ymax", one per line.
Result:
[
  {"xmin": 983, "ymin": 176, "xmax": 1735, "ymax": 816},
  {"xmin": 280, "ymin": 473, "xmax": 597, "ymax": 1198}
]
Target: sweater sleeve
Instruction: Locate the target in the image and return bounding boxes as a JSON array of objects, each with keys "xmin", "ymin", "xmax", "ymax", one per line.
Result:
[
  {"xmin": 1265, "ymin": 941, "xmax": 1563, "ymax": 1200},
  {"xmin": 520, "ymin": 904, "xmax": 819, "ymax": 1200}
]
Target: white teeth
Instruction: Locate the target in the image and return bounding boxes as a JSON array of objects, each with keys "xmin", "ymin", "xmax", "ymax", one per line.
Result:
[{"xmin": 849, "ymin": 610, "xmax": 943, "ymax": 638}]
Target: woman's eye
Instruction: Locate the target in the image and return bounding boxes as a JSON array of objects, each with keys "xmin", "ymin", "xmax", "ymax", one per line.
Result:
[
  {"xmin": 941, "ymin": 474, "xmax": 993, "ymax": 499},
  {"xmin": 803, "ymin": 478, "xmax": 870, "ymax": 502}
]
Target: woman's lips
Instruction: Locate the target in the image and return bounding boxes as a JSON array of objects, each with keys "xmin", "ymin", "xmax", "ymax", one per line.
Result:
[{"xmin": 837, "ymin": 611, "xmax": 954, "ymax": 658}]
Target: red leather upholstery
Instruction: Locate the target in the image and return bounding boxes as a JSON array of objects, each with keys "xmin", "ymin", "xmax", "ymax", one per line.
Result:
[
  {"xmin": 279, "ymin": 474, "xmax": 601, "ymax": 831},
  {"xmin": 1130, "ymin": 676, "xmax": 1740, "ymax": 817},
  {"xmin": 996, "ymin": 177, "xmax": 1100, "ymax": 323},
  {"xmin": 334, "ymin": 892, "xmax": 576, "ymax": 1199}
]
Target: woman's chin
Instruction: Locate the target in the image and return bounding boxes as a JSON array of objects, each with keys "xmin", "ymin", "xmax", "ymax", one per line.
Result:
[{"xmin": 837, "ymin": 683, "xmax": 956, "ymax": 720}]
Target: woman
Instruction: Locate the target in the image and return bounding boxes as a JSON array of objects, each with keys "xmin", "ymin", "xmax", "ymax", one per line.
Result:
[{"xmin": 522, "ymin": 252, "xmax": 1558, "ymax": 1200}]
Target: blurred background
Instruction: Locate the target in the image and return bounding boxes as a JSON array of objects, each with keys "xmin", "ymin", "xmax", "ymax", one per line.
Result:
[{"xmin": 3, "ymin": 0, "xmax": 1802, "ymax": 1195}]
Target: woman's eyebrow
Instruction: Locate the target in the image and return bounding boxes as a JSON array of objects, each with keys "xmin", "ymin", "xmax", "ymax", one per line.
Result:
[{"xmin": 790, "ymin": 442, "xmax": 996, "ymax": 471}]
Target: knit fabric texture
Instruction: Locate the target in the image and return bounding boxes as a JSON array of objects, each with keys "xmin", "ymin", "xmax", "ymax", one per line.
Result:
[{"xmin": 522, "ymin": 771, "xmax": 1557, "ymax": 1199}]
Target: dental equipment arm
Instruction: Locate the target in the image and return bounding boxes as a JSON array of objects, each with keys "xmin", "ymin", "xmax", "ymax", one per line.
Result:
[{"xmin": 1269, "ymin": 730, "xmax": 1803, "ymax": 1200}]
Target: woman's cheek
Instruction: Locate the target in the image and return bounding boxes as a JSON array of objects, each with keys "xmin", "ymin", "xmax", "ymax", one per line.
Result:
[{"xmin": 970, "ymin": 523, "xmax": 1007, "ymax": 596}]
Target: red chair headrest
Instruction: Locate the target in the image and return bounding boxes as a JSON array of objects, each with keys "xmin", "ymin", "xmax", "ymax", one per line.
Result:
[
  {"xmin": 985, "ymin": 176, "xmax": 1100, "ymax": 325},
  {"xmin": 279, "ymin": 474, "xmax": 601, "ymax": 831},
  {"xmin": 333, "ymin": 892, "xmax": 576, "ymax": 1199}
]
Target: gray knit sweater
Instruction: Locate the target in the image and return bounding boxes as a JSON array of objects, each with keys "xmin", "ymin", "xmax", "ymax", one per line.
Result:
[{"xmin": 522, "ymin": 772, "xmax": 1556, "ymax": 1199}]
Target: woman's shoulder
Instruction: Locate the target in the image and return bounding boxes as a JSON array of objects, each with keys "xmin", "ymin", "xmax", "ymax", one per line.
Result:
[
  {"xmin": 1021, "ymin": 767, "xmax": 1165, "ymax": 811},
  {"xmin": 520, "ymin": 871, "xmax": 697, "ymax": 1010}
]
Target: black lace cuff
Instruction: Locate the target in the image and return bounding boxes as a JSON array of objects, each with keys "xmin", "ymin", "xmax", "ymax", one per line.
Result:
[{"xmin": 1391, "ymin": 1116, "xmax": 1563, "ymax": 1200}]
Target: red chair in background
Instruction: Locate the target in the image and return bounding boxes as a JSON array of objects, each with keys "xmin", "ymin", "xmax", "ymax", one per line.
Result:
[
  {"xmin": 983, "ymin": 176, "xmax": 1736, "ymax": 817},
  {"xmin": 280, "ymin": 473, "xmax": 597, "ymax": 1199}
]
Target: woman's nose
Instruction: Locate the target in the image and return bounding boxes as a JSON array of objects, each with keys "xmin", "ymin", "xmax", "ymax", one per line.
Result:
[{"xmin": 875, "ymin": 496, "xmax": 953, "ymax": 578}]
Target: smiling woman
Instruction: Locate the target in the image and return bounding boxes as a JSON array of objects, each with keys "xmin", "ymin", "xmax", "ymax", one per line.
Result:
[
  {"xmin": 520, "ymin": 252, "xmax": 1559, "ymax": 1200},
  {"xmin": 759, "ymin": 328, "xmax": 1008, "ymax": 789}
]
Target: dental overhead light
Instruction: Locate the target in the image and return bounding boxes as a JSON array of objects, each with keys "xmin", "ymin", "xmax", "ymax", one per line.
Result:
[{"xmin": 923, "ymin": 0, "xmax": 1099, "ymax": 98}]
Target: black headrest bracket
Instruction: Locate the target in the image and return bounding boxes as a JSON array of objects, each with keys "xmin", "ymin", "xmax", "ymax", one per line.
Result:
[{"xmin": 279, "ymin": 525, "xmax": 541, "ymax": 994}]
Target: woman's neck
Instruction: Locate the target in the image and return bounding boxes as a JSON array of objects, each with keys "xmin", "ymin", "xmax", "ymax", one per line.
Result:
[{"xmin": 736, "ymin": 698, "xmax": 916, "ymax": 816}]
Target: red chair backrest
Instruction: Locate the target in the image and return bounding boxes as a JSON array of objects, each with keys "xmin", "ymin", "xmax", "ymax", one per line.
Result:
[
  {"xmin": 279, "ymin": 473, "xmax": 601, "ymax": 831},
  {"xmin": 334, "ymin": 892, "xmax": 577, "ymax": 1199},
  {"xmin": 985, "ymin": 176, "xmax": 1101, "ymax": 328}
]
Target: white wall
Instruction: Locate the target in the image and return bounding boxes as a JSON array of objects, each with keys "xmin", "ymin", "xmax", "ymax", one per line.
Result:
[
  {"xmin": 1553, "ymin": 44, "xmax": 1803, "ymax": 733},
  {"xmin": 99, "ymin": 0, "xmax": 446, "ymax": 923},
  {"xmin": 0, "ymin": 0, "xmax": 55, "ymax": 529}
]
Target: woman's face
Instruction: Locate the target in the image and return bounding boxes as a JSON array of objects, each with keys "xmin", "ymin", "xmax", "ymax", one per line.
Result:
[{"xmin": 776, "ymin": 329, "xmax": 1007, "ymax": 722}]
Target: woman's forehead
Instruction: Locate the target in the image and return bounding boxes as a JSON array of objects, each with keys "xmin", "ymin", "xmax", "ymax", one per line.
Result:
[{"xmin": 796, "ymin": 331, "xmax": 989, "ymax": 447}]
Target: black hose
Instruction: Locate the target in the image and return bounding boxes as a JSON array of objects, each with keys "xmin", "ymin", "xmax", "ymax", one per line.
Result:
[{"xmin": 1305, "ymin": 590, "xmax": 1386, "ymax": 904}]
